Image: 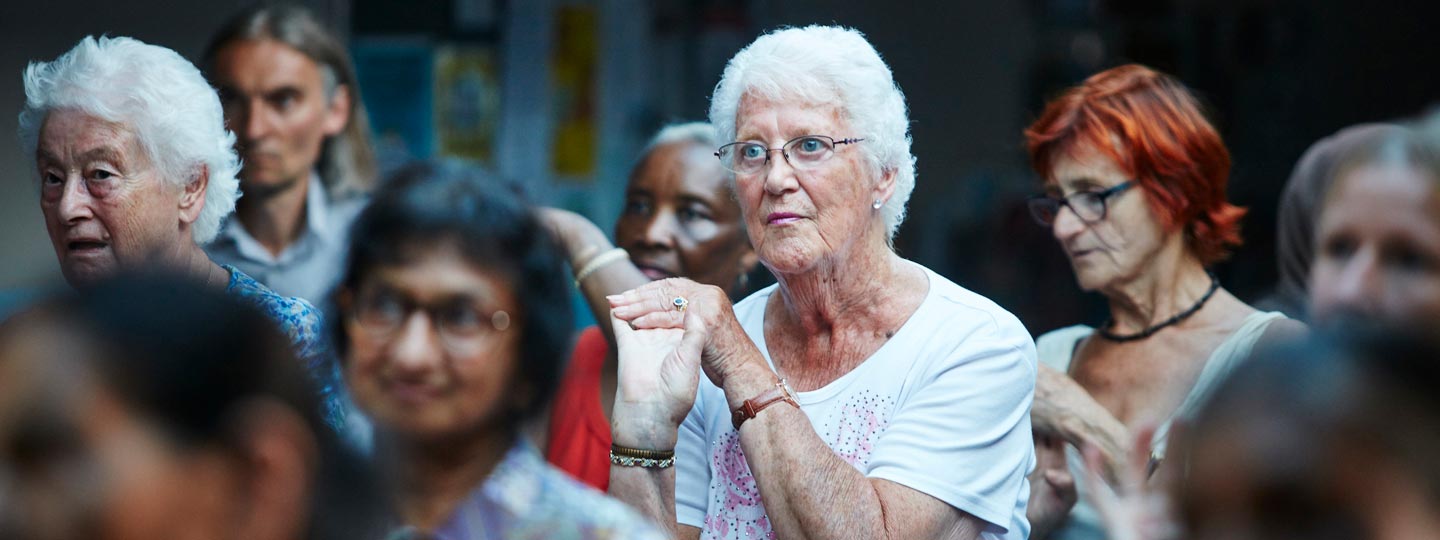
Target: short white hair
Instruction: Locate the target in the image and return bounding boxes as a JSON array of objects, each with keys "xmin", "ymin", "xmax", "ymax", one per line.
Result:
[
  {"xmin": 708, "ymin": 25, "xmax": 916, "ymax": 239},
  {"xmin": 18, "ymin": 36, "xmax": 241, "ymax": 244}
]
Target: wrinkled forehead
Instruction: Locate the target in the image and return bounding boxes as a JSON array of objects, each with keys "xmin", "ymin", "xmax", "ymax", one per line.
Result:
[
  {"xmin": 1043, "ymin": 138, "xmax": 1132, "ymax": 192},
  {"xmin": 1034, "ymin": 110, "xmax": 1134, "ymax": 182},
  {"xmin": 36, "ymin": 108, "xmax": 150, "ymax": 167},
  {"xmin": 733, "ymin": 91, "xmax": 849, "ymax": 140}
]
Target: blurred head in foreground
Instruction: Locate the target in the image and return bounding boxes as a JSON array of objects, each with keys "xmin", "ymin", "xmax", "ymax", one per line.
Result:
[
  {"xmin": 0, "ymin": 273, "xmax": 384, "ymax": 540},
  {"xmin": 1179, "ymin": 327, "xmax": 1440, "ymax": 540},
  {"xmin": 334, "ymin": 160, "xmax": 571, "ymax": 445}
]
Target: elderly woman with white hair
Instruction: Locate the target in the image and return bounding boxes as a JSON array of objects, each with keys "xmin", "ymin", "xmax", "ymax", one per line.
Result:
[
  {"xmin": 606, "ymin": 26, "xmax": 1036, "ymax": 539},
  {"xmin": 18, "ymin": 36, "xmax": 346, "ymax": 432}
]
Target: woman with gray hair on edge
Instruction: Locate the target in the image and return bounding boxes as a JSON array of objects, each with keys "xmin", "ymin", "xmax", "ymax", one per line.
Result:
[
  {"xmin": 18, "ymin": 36, "xmax": 348, "ymax": 433},
  {"xmin": 606, "ymin": 26, "xmax": 1036, "ymax": 539},
  {"xmin": 1256, "ymin": 123, "xmax": 1404, "ymax": 320}
]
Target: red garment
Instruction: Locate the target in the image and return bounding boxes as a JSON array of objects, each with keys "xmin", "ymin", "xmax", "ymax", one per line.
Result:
[{"xmin": 545, "ymin": 326, "xmax": 612, "ymax": 491}]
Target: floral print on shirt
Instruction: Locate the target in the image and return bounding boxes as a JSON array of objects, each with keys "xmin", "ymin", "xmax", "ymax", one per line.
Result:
[
  {"xmin": 700, "ymin": 391, "xmax": 896, "ymax": 540},
  {"xmin": 224, "ymin": 265, "xmax": 347, "ymax": 432},
  {"xmin": 704, "ymin": 431, "xmax": 774, "ymax": 540},
  {"xmin": 390, "ymin": 441, "xmax": 669, "ymax": 540},
  {"xmin": 822, "ymin": 390, "xmax": 895, "ymax": 468}
]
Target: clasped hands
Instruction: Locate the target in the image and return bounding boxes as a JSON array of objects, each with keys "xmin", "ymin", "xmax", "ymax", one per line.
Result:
[{"xmin": 606, "ymin": 278, "xmax": 757, "ymax": 443}]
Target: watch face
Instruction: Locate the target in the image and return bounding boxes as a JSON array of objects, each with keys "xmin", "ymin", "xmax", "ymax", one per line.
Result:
[{"xmin": 780, "ymin": 378, "xmax": 797, "ymax": 399}]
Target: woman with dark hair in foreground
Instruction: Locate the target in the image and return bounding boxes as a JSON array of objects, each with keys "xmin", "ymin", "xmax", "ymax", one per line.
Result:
[{"xmin": 332, "ymin": 160, "xmax": 665, "ymax": 539}]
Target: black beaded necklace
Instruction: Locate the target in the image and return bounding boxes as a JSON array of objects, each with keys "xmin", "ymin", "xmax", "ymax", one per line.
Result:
[{"xmin": 1097, "ymin": 271, "xmax": 1221, "ymax": 342}]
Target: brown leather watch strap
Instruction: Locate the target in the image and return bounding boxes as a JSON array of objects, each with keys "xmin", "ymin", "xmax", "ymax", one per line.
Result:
[{"xmin": 731, "ymin": 379, "xmax": 799, "ymax": 430}]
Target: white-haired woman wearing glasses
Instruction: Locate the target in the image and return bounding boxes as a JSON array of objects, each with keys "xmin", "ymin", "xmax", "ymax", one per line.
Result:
[
  {"xmin": 606, "ymin": 25, "xmax": 1036, "ymax": 540},
  {"xmin": 18, "ymin": 36, "xmax": 348, "ymax": 433}
]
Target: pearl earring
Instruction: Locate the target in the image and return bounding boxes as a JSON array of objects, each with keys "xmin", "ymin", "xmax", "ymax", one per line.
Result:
[{"xmin": 872, "ymin": 199, "xmax": 883, "ymax": 210}]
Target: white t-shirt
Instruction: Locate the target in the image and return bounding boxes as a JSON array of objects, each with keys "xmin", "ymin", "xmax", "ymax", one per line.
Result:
[{"xmin": 675, "ymin": 263, "xmax": 1037, "ymax": 539}]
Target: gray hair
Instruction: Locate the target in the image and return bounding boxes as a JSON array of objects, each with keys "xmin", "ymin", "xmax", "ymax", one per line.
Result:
[
  {"xmin": 204, "ymin": 3, "xmax": 377, "ymax": 197},
  {"xmin": 638, "ymin": 121, "xmax": 720, "ymax": 158},
  {"xmin": 708, "ymin": 25, "xmax": 916, "ymax": 239},
  {"xmin": 18, "ymin": 36, "xmax": 242, "ymax": 244}
]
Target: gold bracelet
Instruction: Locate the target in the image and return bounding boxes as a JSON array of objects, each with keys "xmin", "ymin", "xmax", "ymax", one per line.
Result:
[
  {"xmin": 610, "ymin": 443, "xmax": 676, "ymax": 468},
  {"xmin": 573, "ymin": 247, "xmax": 628, "ymax": 286}
]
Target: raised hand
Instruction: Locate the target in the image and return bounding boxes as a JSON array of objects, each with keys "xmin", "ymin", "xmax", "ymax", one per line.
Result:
[
  {"xmin": 608, "ymin": 278, "xmax": 754, "ymax": 389},
  {"xmin": 1082, "ymin": 427, "xmax": 1179, "ymax": 540},
  {"xmin": 609, "ymin": 308, "xmax": 701, "ymax": 431},
  {"xmin": 1034, "ymin": 364, "xmax": 1131, "ymax": 478}
]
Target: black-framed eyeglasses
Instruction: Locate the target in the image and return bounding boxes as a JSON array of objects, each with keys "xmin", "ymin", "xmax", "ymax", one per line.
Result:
[
  {"xmin": 714, "ymin": 135, "xmax": 864, "ymax": 175},
  {"xmin": 1027, "ymin": 181, "xmax": 1135, "ymax": 226},
  {"xmin": 347, "ymin": 286, "xmax": 511, "ymax": 352}
]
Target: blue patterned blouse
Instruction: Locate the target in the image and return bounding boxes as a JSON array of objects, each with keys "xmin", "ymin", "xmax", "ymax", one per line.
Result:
[
  {"xmin": 223, "ymin": 265, "xmax": 349, "ymax": 433},
  {"xmin": 388, "ymin": 441, "xmax": 668, "ymax": 540}
]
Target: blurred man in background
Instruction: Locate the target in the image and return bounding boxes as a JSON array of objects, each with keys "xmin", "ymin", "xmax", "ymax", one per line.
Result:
[{"xmin": 203, "ymin": 4, "xmax": 377, "ymax": 306}]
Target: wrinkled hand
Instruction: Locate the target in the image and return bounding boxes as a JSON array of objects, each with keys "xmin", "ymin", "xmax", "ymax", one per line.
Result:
[
  {"xmin": 608, "ymin": 278, "xmax": 751, "ymax": 388},
  {"xmin": 609, "ymin": 309, "xmax": 700, "ymax": 430},
  {"xmin": 1082, "ymin": 427, "xmax": 1178, "ymax": 540},
  {"xmin": 1027, "ymin": 433, "xmax": 1078, "ymax": 539},
  {"xmin": 1034, "ymin": 364, "xmax": 1130, "ymax": 477}
]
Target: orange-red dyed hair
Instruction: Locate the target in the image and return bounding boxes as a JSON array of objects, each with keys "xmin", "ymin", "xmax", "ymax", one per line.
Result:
[{"xmin": 1025, "ymin": 64, "xmax": 1246, "ymax": 265}]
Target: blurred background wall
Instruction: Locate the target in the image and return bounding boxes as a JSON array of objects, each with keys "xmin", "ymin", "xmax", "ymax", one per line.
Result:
[{"xmin": 2, "ymin": 0, "xmax": 1436, "ymax": 335}]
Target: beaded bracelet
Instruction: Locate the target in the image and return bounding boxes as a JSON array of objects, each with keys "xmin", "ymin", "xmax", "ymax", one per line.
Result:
[{"xmin": 610, "ymin": 443, "xmax": 676, "ymax": 469}]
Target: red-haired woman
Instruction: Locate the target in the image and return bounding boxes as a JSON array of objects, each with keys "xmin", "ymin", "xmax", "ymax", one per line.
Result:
[{"xmin": 1021, "ymin": 64, "xmax": 1305, "ymax": 539}]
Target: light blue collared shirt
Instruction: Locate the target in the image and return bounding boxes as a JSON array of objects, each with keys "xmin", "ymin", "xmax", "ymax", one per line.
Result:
[{"xmin": 206, "ymin": 173, "xmax": 366, "ymax": 307}]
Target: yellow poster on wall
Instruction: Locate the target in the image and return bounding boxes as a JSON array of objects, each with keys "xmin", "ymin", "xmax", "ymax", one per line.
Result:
[
  {"xmin": 551, "ymin": 5, "xmax": 598, "ymax": 179},
  {"xmin": 435, "ymin": 46, "xmax": 500, "ymax": 163}
]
